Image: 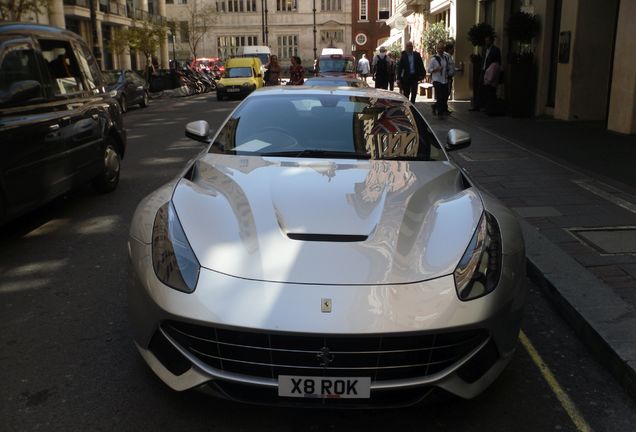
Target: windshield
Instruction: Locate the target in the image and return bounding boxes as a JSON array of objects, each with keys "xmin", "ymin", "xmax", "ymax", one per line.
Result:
[
  {"xmin": 305, "ymin": 79, "xmax": 366, "ymax": 87},
  {"xmin": 210, "ymin": 94, "xmax": 446, "ymax": 161},
  {"xmin": 103, "ymin": 71, "xmax": 121, "ymax": 85},
  {"xmin": 319, "ymin": 59, "xmax": 355, "ymax": 73},
  {"xmin": 227, "ymin": 67, "xmax": 253, "ymax": 78}
]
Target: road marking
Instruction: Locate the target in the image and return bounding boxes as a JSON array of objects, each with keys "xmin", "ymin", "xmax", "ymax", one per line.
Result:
[
  {"xmin": 572, "ymin": 179, "xmax": 636, "ymax": 213},
  {"xmin": 519, "ymin": 330, "xmax": 592, "ymax": 432}
]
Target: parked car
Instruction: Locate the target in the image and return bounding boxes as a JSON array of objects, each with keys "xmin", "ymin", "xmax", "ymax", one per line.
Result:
[
  {"xmin": 304, "ymin": 76, "xmax": 369, "ymax": 88},
  {"xmin": 216, "ymin": 57, "xmax": 264, "ymax": 101},
  {"xmin": 103, "ymin": 69, "xmax": 149, "ymax": 113},
  {"xmin": 315, "ymin": 53, "xmax": 357, "ymax": 79},
  {"xmin": 0, "ymin": 23, "xmax": 126, "ymax": 225},
  {"xmin": 128, "ymin": 86, "xmax": 526, "ymax": 407}
]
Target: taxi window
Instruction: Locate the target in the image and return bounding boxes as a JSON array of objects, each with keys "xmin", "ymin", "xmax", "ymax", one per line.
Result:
[
  {"xmin": 38, "ymin": 39, "xmax": 85, "ymax": 96},
  {"xmin": 0, "ymin": 43, "xmax": 44, "ymax": 106}
]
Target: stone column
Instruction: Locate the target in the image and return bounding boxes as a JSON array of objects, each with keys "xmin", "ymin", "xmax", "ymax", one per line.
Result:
[
  {"xmin": 157, "ymin": 0, "xmax": 169, "ymax": 68},
  {"xmin": 607, "ymin": 0, "xmax": 636, "ymax": 134},
  {"xmin": 96, "ymin": 18, "xmax": 104, "ymax": 69},
  {"xmin": 48, "ymin": 0, "xmax": 66, "ymax": 28}
]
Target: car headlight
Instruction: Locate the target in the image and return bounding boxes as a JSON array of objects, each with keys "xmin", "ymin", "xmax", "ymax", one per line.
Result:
[
  {"xmin": 109, "ymin": 90, "xmax": 118, "ymax": 98},
  {"xmin": 454, "ymin": 212, "xmax": 502, "ymax": 301},
  {"xmin": 242, "ymin": 82, "xmax": 252, "ymax": 87},
  {"xmin": 216, "ymin": 82, "xmax": 224, "ymax": 88},
  {"xmin": 152, "ymin": 201, "xmax": 200, "ymax": 293}
]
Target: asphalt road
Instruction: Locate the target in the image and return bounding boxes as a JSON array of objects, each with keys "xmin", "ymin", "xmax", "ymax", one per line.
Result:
[{"xmin": 1, "ymin": 93, "xmax": 635, "ymax": 432}]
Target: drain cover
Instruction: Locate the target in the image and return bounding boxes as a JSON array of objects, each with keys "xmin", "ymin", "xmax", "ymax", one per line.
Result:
[{"xmin": 569, "ymin": 227, "xmax": 636, "ymax": 254}]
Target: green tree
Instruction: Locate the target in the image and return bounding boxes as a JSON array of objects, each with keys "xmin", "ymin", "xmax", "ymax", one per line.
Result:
[
  {"xmin": 422, "ymin": 22, "xmax": 452, "ymax": 55},
  {"xmin": 127, "ymin": 20, "xmax": 166, "ymax": 76},
  {"xmin": 184, "ymin": 0, "xmax": 218, "ymax": 59},
  {"xmin": 0, "ymin": 0, "xmax": 50, "ymax": 22}
]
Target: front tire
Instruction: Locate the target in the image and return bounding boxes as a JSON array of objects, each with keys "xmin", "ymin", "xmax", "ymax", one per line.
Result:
[{"xmin": 92, "ymin": 138, "xmax": 121, "ymax": 193}]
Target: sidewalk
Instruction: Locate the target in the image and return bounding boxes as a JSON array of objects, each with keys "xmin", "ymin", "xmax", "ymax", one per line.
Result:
[{"xmin": 414, "ymin": 98, "xmax": 636, "ymax": 399}]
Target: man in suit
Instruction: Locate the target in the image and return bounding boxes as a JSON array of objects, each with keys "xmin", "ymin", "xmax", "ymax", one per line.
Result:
[
  {"xmin": 396, "ymin": 41, "xmax": 425, "ymax": 103},
  {"xmin": 471, "ymin": 35, "xmax": 501, "ymax": 111}
]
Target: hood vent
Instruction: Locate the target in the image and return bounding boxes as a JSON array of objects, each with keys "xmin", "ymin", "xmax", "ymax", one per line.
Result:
[{"xmin": 287, "ymin": 233, "xmax": 368, "ymax": 242}]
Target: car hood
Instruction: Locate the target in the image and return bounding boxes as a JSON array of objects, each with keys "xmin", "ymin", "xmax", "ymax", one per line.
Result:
[{"xmin": 172, "ymin": 154, "xmax": 483, "ymax": 285}]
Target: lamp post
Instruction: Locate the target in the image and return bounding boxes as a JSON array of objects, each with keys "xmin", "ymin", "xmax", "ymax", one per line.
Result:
[
  {"xmin": 312, "ymin": 0, "xmax": 317, "ymax": 62},
  {"xmin": 261, "ymin": 0, "xmax": 265, "ymax": 43},
  {"xmin": 170, "ymin": 33, "xmax": 176, "ymax": 69}
]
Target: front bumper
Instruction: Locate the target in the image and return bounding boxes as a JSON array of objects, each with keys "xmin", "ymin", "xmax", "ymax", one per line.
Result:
[
  {"xmin": 217, "ymin": 85, "xmax": 255, "ymax": 98},
  {"xmin": 128, "ymin": 236, "xmax": 526, "ymax": 405}
]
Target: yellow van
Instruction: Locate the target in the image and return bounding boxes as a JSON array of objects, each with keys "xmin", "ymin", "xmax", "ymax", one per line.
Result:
[{"xmin": 216, "ymin": 57, "xmax": 264, "ymax": 101}]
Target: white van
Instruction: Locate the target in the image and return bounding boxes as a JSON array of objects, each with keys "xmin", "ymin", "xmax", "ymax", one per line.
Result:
[{"xmin": 236, "ymin": 45, "xmax": 271, "ymax": 68}]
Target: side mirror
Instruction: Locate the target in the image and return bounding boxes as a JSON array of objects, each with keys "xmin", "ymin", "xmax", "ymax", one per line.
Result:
[
  {"xmin": 0, "ymin": 80, "xmax": 41, "ymax": 105},
  {"xmin": 446, "ymin": 128, "xmax": 471, "ymax": 151},
  {"xmin": 256, "ymin": 73, "xmax": 262, "ymax": 78},
  {"xmin": 185, "ymin": 120, "xmax": 212, "ymax": 144}
]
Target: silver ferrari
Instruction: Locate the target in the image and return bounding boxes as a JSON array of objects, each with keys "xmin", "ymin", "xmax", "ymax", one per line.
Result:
[{"xmin": 128, "ymin": 87, "xmax": 526, "ymax": 407}]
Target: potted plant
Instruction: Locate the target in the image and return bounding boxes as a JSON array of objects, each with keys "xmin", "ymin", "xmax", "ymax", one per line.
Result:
[{"xmin": 505, "ymin": 12, "xmax": 540, "ymax": 116}]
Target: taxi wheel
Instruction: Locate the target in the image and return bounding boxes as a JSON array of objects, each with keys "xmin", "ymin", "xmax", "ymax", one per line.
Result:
[{"xmin": 92, "ymin": 137, "xmax": 121, "ymax": 193}]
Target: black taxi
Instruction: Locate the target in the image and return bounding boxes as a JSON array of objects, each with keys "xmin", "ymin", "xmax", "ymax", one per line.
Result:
[{"xmin": 0, "ymin": 23, "xmax": 126, "ymax": 224}]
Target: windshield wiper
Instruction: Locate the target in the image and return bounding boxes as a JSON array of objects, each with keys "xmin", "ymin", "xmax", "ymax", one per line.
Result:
[{"xmin": 259, "ymin": 149, "xmax": 370, "ymax": 159}]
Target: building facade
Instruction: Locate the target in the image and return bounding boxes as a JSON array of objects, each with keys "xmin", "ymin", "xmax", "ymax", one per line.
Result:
[
  {"xmin": 351, "ymin": 0, "xmax": 392, "ymax": 60},
  {"xmin": 21, "ymin": 0, "xmax": 170, "ymax": 70},
  {"xmin": 166, "ymin": 0, "xmax": 352, "ymax": 71},
  {"xmin": 386, "ymin": 0, "xmax": 635, "ymax": 135}
]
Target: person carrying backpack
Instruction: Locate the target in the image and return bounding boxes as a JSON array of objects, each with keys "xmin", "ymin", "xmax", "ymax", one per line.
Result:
[
  {"xmin": 427, "ymin": 42, "xmax": 454, "ymax": 115},
  {"xmin": 372, "ymin": 46, "xmax": 392, "ymax": 90}
]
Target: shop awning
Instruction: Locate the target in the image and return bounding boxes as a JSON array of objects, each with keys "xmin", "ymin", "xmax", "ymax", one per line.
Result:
[{"xmin": 377, "ymin": 32, "xmax": 403, "ymax": 50}]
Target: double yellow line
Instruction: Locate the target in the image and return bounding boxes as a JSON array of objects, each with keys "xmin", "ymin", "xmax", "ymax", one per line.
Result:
[{"xmin": 519, "ymin": 330, "xmax": 593, "ymax": 432}]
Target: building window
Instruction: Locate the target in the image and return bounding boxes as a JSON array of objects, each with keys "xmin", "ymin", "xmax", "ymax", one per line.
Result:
[
  {"xmin": 165, "ymin": 0, "xmax": 173, "ymax": 4},
  {"xmin": 277, "ymin": 35, "xmax": 298, "ymax": 60},
  {"xmin": 434, "ymin": 9, "xmax": 450, "ymax": 28},
  {"xmin": 321, "ymin": 0, "xmax": 341, "ymax": 11},
  {"xmin": 320, "ymin": 30, "xmax": 343, "ymax": 43},
  {"xmin": 277, "ymin": 0, "xmax": 296, "ymax": 12},
  {"xmin": 180, "ymin": 21, "xmax": 189, "ymax": 42},
  {"xmin": 215, "ymin": 0, "xmax": 259, "ymax": 12},
  {"xmin": 217, "ymin": 35, "xmax": 259, "ymax": 58},
  {"xmin": 378, "ymin": 0, "xmax": 390, "ymax": 20},
  {"xmin": 177, "ymin": 0, "xmax": 187, "ymax": 4},
  {"xmin": 359, "ymin": 0, "xmax": 367, "ymax": 20}
]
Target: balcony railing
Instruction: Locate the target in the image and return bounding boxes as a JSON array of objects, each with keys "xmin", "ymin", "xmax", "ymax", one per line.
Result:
[{"xmin": 63, "ymin": 0, "xmax": 166, "ymax": 25}]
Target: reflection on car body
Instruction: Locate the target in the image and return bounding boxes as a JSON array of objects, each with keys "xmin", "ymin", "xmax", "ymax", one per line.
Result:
[{"xmin": 128, "ymin": 87, "xmax": 526, "ymax": 407}]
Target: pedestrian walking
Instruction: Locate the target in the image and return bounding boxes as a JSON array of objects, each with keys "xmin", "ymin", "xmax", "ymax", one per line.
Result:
[
  {"xmin": 357, "ymin": 54, "xmax": 370, "ymax": 82},
  {"xmin": 264, "ymin": 55, "xmax": 281, "ymax": 86},
  {"xmin": 396, "ymin": 41, "xmax": 425, "ymax": 103},
  {"xmin": 371, "ymin": 47, "xmax": 392, "ymax": 90},
  {"xmin": 470, "ymin": 35, "xmax": 501, "ymax": 111},
  {"xmin": 288, "ymin": 56, "xmax": 305, "ymax": 85},
  {"xmin": 428, "ymin": 42, "xmax": 454, "ymax": 115}
]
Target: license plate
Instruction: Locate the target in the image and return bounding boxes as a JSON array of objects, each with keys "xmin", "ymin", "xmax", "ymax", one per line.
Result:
[
  {"xmin": 278, "ymin": 375, "xmax": 371, "ymax": 399},
  {"xmin": 227, "ymin": 88, "xmax": 240, "ymax": 92}
]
